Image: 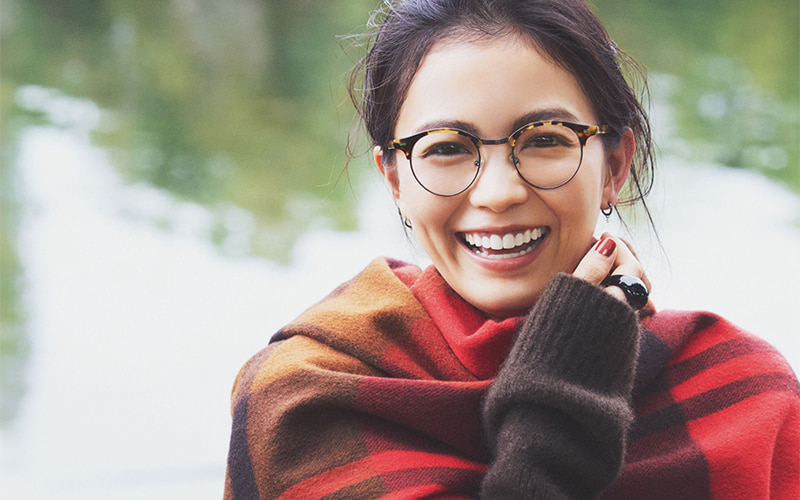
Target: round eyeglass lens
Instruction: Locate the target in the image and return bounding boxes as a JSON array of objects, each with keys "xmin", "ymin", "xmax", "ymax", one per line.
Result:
[
  {"xmin": 512, "ymin": 123, "xmax": 584, "ymax": 188},
  {"xmin": 408, "ymin": 130, "xmax": 480, "ymax": 196}
]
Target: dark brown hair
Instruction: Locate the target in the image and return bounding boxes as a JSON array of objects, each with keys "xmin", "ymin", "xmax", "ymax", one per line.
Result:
[{"xmin": 349, "ymin": 0, "xmax": 655, "ymax": 211}]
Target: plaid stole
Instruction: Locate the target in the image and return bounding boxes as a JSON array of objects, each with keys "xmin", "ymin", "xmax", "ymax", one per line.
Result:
[{"xmin": 225, "ymin": 258, "xmax": 800, "ymax": 499}]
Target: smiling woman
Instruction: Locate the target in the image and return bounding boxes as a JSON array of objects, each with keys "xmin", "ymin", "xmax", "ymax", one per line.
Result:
[
  {"xmin": 224, "ymin": 1, "xmax": 799, "ymax": 498},
  {"xmin": 376, "ymin": 38, "xmax": 633, "ymax": 318}
]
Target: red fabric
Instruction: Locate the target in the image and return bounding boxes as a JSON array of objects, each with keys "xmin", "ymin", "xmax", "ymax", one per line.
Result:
[
  {"xmin": 225, "ymin": 258, "xmax": 800, "ymax": 499},
  {"xmin": 604, "ymin": 311, "xmax": 800, "ymax": 499},
  {"xmin": 408, "ymin": 263, "xmax": 522, "ymax": 379}
]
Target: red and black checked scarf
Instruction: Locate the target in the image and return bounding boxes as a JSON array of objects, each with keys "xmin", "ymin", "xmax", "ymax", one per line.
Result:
[{"xmin": 225, "ymin": 258, "xmax": 799, "ymax": 499}]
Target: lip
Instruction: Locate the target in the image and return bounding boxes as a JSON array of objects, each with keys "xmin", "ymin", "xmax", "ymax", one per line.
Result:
[{"xmin": 457, "ymin": 225, "xmax": 550, "ymax": 272}]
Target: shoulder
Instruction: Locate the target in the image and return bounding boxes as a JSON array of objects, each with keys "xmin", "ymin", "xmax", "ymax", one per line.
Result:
[
  {"xmin": 231, "ymin": 256, "xmax": 474, "ymax": 398},
  {"xmin": 228, "ymin": 259, "xmax": 413, "ymax": 403},
  {"xmin": 644, "ymin": 310, "xmax": 795, "ymax": 374},
  {"xmin": 641, "ymin": 309, "xmax": 799, "ymax": 412}
]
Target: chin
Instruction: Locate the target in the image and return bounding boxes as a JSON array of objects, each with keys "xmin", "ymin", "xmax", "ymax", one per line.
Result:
[{"xmin": 471, "ymin": 292, "xmax": 540, "ymax": 321}]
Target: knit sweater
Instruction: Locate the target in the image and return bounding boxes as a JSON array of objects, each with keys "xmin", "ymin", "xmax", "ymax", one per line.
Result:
[{"xmin": 224, "ymin": 258, "xmax": 800, "ymax": 499}]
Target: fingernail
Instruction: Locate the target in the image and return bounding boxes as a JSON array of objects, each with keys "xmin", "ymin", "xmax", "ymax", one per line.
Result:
[{"xmin": 595, "ymin": 237, "xmax": 616, "ymax": 257}]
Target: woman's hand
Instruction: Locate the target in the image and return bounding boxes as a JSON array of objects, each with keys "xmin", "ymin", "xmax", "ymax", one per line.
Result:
[{"xmin": 573, "ymin": 232, "xmax": 651, "ymax": 306}]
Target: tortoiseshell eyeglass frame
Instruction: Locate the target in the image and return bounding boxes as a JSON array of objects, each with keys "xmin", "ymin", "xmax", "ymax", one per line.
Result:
[{"xmin": 387, "ymin": 120, "xmax": 609, "ymax": 196}]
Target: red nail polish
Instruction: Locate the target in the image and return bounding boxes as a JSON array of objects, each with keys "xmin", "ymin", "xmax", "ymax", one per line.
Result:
[{"xmin": 595, "ymin": 237, "xmax": 616, "ymax": 257}]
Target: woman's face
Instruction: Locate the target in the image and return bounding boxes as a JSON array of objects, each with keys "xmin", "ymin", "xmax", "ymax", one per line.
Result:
[{"xmin": 376, "ymin": 37, "xmax": 629, "ymax": 319}]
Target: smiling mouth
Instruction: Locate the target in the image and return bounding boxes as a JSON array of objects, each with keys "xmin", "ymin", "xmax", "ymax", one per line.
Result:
[{"xmin": 460, "ymin": 227, "xmax": 550, "ymax": 260}]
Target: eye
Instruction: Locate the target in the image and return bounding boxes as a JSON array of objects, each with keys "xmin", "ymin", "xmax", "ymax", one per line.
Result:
[
  {"xmin": 521, "ymin": 134, "xmax": 565, "ymax": 149},
  {"xmin": 420, "ymin": 140, "xmax": 473, "ymax": 158},
  {"xmin": 516, "ymin": 126, "xmax": 578, "ymax": 152}
]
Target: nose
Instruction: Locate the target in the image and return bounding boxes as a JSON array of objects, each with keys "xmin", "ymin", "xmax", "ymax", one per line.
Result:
[{"xmin": 467, "ymin": 145, "xmax": 530, "ymax": 212}]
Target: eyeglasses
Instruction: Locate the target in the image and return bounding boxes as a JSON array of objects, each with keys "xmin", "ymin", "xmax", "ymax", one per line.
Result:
[{"xmin": 388, "ymin": 120, "xmax": 608, "ymax": 196}]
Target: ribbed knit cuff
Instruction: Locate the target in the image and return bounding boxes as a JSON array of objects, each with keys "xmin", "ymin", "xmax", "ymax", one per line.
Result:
[
  {"xmin": 484, "ymin": 272, "xmax": 640, "ymax": 433},
  {"xmin": 509, "ymin": 272, "xmax": 640, "ymax": 395}
]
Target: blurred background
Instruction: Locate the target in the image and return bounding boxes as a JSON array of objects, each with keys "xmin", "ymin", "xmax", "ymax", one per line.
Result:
[{"xmin": 0, "ymin": 0, "xmax": 798, "ymax": 498}]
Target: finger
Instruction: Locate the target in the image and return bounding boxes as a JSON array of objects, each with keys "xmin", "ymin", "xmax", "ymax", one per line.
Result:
[
  {"xmin": 602, "ymin": 233, "xmax": 651, "ymax": 292},
  {"xmin": 603, "ymin": 284, "xmax": 628, "ymax": 304},
  {"xmin": 619, "ymin": 237, "xmax": 640, "ymax": 260},
  {"xmin": 573, "ymin": 236, "xmax": 617, "ymax": 285},
  {"xmin": 594, "ymin": 233, "xmax": 653, "ymax": 309}
]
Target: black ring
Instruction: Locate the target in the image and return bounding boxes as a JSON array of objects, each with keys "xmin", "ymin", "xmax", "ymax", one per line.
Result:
[{"xmin": 601, "ymin": 274, "xmax": 649, "ymax": 310}]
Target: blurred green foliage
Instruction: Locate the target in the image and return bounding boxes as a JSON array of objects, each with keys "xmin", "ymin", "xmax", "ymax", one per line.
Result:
[
  {"xmin": 594, "ymin": 0, "xmax": 799, "ymax": 189},
  {"xmin": 2, "ymin": 0, "xmax": 377, "ymax": 260}
]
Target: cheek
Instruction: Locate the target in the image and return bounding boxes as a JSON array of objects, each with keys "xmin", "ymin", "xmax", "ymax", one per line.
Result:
[
  {"xmin": 397, "ymin": 169, "xmax": 449, "ymax": 227},
  {"xmin": 544, "ymin": 165, "xmax": 605, "ymax": 257},
  {"xmin": 563, "ymin": 161, "xmax": 607, "ymax": 217},
  {"xmin": 410, "ymin": 199, "xmax": 459, "ymax": 241},
  {"xmin": 548, "ymin": 181, "xmax": 602, "ymax": 225},
  {"xmin": 395, "ymin": 173, "xmax": 464, "ymax": 259}
]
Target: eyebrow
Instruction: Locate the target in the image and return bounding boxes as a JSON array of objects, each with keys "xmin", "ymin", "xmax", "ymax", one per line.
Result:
[
  {"xmin": 410, "ymin": 119, "xmax": 480, "ymax": 136},
  {"xmin": 409, "ymin": 107, "xmax": 583, "ymax": 139},
  {"xmin": 511, "ymin": 108, "xmax": 582, "ymax": 132}
]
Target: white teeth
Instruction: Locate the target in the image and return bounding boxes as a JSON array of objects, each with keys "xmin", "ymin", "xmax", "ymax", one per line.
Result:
[
  {"xmin": 490, "ymin": 235, "xmax": 503, "ymax": 250},
  {"xmin": 463, "ymin": 228, "xmax": 547, "ymax": 251}
]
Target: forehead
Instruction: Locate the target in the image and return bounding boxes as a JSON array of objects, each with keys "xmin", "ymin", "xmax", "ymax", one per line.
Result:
[{"xmin": 396, "ymin": 37, "xmax": 596, "ymax": 136}]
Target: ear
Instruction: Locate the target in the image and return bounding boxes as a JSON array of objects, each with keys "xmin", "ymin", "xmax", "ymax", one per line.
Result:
[
  {"xmin": 601, "ymin": 127, "xmax": 635, "ymax": 206},
  {"xmin": 374, "ymin": 146, "xmax": 402, "ymax": 202}
]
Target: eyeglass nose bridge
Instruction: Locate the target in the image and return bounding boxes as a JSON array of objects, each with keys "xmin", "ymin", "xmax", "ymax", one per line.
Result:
[
  {"xmin": 478, "ymin": 137, "xmax": 513, "ymax": 146},
  {"xmin": 472, "ymin": 135, "xmax": 520, "ymax": 169}
]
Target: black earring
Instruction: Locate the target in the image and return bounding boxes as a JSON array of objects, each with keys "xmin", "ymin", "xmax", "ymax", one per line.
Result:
[
  {"xmin": 601, "ymin": 202, "xmax": 614, "ymax": 220},
  {"xmin": 398, "ymin": 207, "xmax": 412, "ymax": 229}
]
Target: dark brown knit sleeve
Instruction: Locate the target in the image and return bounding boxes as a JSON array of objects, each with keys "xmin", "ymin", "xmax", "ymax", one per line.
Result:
[{"xmin": 481, "ymin": 273, "xmax": 640, "ymax": 499}]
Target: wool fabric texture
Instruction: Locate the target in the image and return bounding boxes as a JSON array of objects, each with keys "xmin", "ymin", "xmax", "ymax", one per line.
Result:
[{"xmin": 225, "ymin": 258, "xmax": 800, "ymax": 499}]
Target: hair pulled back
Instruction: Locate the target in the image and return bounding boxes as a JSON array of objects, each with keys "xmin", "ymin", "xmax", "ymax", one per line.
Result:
[{"xmin": 349, "ymin": 0, "xmax": 655, "ymax": 208}]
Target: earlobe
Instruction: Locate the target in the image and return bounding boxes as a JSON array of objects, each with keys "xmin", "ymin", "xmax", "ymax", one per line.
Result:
[{"xmin": 602, "ymin": 128, "xmax": 635, "ymax": 205}]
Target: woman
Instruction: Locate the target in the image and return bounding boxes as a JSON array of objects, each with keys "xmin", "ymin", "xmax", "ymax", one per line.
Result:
[{"xmin": 225, "ymin": 1, "xmax": 799, "ymax": 498}]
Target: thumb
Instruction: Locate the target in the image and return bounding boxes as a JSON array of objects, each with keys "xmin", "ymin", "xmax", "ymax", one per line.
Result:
[{"xmin": 573, "ymin": 237, "xmax": 616, "ymax": 285}]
